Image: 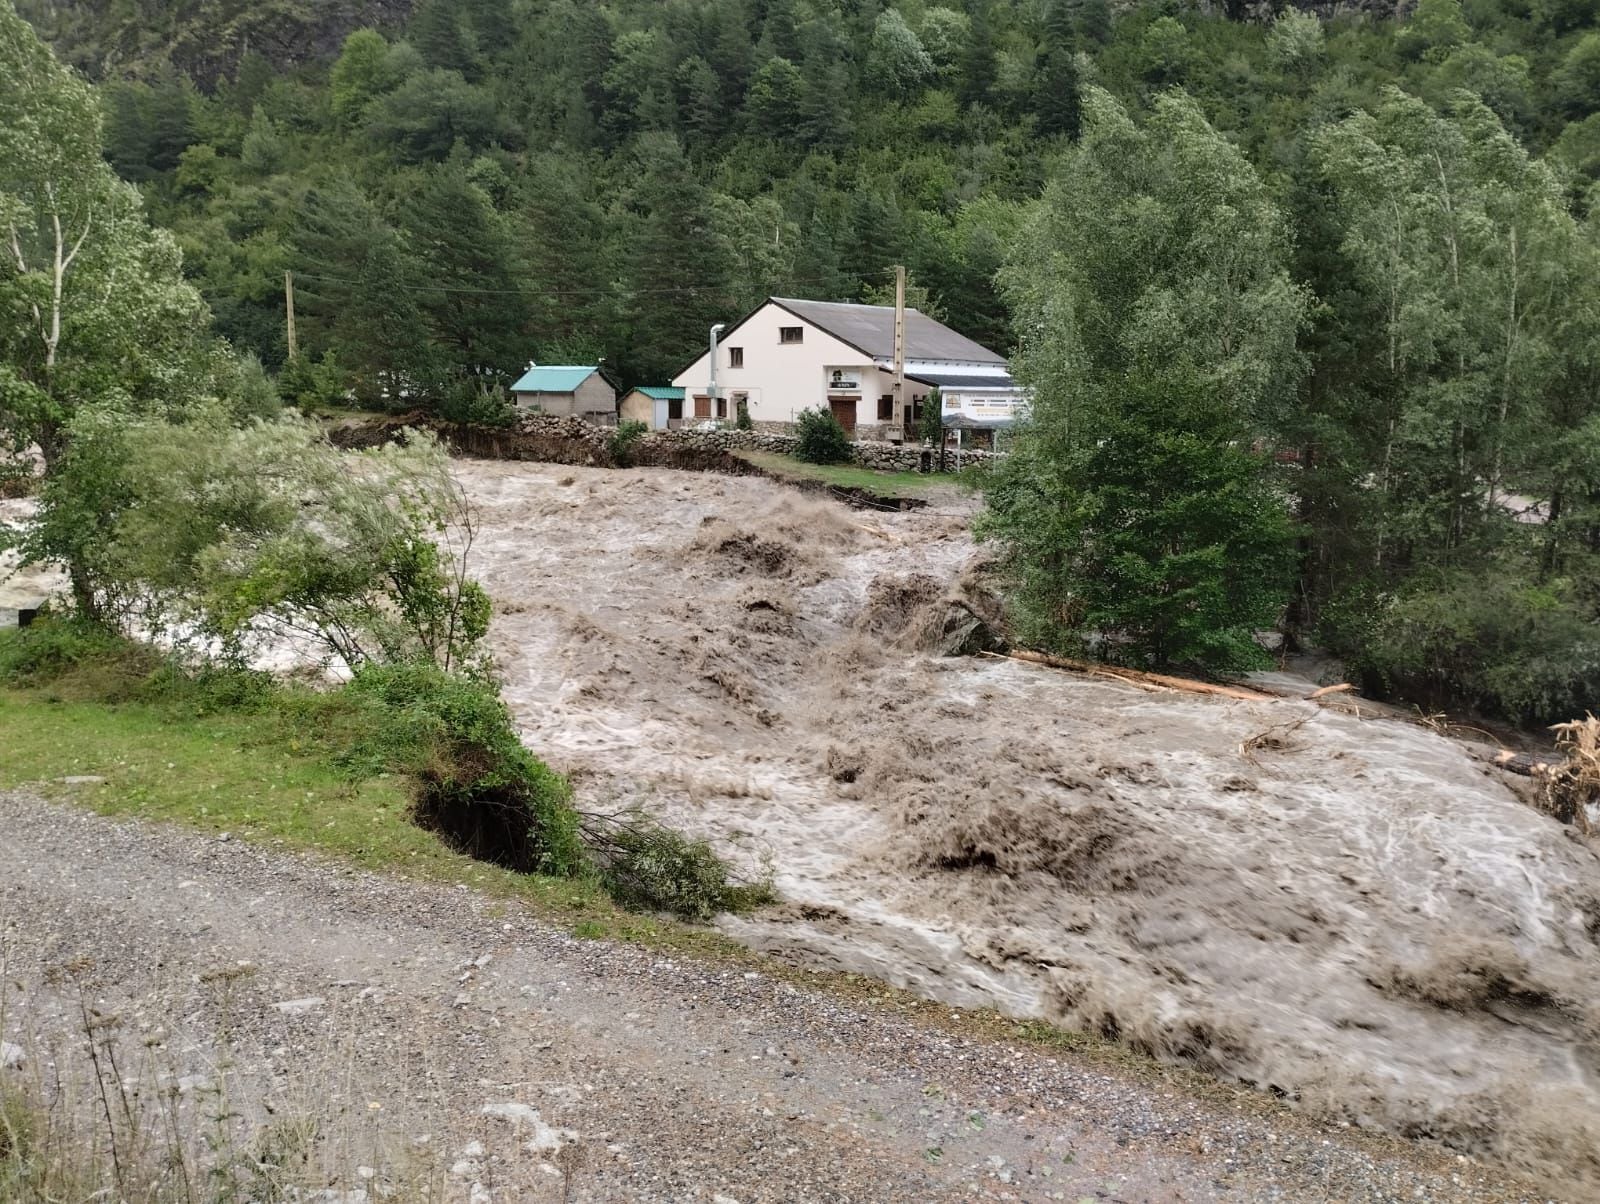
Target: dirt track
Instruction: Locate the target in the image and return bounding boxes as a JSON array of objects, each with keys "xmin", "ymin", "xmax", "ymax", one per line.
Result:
[{"xmin": 0, "ymin": 793, "xmax": 1548, "ymax": 1202}]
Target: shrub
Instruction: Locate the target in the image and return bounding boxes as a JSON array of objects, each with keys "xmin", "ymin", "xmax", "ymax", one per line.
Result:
[
  {"xmin": 0, "ymin": 617, "xmax": 156, "ymax": 697},
  {"xmin": 1324, "ymin": 570, "xmax": 1600, "ymax": 726},
  {"xmin": 435, "ymin": 378, "xmax": 515, "ymax": 427},
  {"xmin": 587, "ymin": 813, "xmax": 775, "ymax": 921},
  {"xmin": 793, "ymin": 406, "xmax": 852, "ymax": 464},
  {"xmin": 345, "ymin": 662, "xmax": 586, "ymax": 876},
  {"xmin": 275, "ymin": 352, "xmax": 344, "ymax": 414},
  {"xmin": 735, "ymin": 400, "xmax": 753, "ymax": 430},
  {"xmin": 609, "ymin": 419, "xmax": 650, "ymax": 466}
]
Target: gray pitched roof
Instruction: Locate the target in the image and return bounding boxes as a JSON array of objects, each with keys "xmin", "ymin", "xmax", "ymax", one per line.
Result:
[
  {"xmin": 771, "ymin": 298, "xmax": 1005, "ymax": 364},
  {"xmin": 907, "ymin": 370, "xmax": 1018, "ymax": 389}
]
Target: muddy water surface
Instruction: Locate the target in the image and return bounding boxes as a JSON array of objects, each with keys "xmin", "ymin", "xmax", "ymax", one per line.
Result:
[{"xmin": 459, "ymin": 457, "xmax": 1600, "ymax": 1191}]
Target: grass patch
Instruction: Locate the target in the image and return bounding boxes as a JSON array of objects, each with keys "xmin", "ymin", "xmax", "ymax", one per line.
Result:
[
  {"xmin": 734, "ymin": 449, "xmax": 966, "ymax": 499},
  {"xmin": 0, "ymin": 684, "xmax": 764, "ymax": 953},
  {"xmin": 0, "ymin": 620, "xmax": 765, "ymax": 927}
]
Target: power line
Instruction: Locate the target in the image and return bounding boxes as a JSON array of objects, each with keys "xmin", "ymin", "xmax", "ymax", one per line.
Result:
[{"xmin": 290, "ymin": 271, "xmax": 857, "ymax": 300}]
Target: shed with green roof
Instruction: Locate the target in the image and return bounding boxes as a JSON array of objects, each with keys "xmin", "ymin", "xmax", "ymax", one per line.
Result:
[
  {"xmin": 509, "ymin": 364, "xmax": 618, "ymax": 424},
  {"xmin": 618, "ymin": 385, "xmax": 685, "ymax": 430}
]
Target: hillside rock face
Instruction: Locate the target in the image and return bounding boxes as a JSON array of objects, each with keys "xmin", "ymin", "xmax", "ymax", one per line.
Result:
[{"xmin": 17, "ymin": 0, "xmax": 413, "ymax": 83}]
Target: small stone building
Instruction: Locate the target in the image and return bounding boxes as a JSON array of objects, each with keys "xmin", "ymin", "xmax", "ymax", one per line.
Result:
[
  {"xmin": 618, "ymin": 386, "xmax": 685, "ymax": 431},
  {"xmin": 509, "ymin": 365, "xmax": 618, "ymax": 424}
]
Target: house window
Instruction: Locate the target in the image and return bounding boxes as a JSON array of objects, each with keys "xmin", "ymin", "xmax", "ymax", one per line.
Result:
[
  {"xmin": 779, "ymin": 326, "xmax": 804, "ymax": 344},
  {"xmin": 912, "ymin": 396, "xmax": 924, "ymax": 422},
  {"xmin": 716, "ymin": 396, "xmax": 727, "ymax": 419},
  {"xmin": 877, "ymin": 394, "xmax": 894, "ymax": 421},
  {"xmin": 728, "ymin": 346, "xmax": 744, "ymax": 368},
  {"xmin": 668, "ymin": 397, "xmax": 684, "ymax": 421},
  {"xmin": 694, "ymin": 395, "xmax": 711, "ymax": 418}
]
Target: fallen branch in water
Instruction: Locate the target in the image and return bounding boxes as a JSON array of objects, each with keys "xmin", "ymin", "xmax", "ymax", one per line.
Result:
[
  {"xmin": 1240, "ymin": 713, "xmax": 1313, "ymax": 763},
  {"xmin": 982, "ymin": 649, "xmax": 1276, "ymax": 702},
  {"xmin": 1538, "ymin": 716, "xmax": 1600, "ymax": 834},
  {"xmin": 1305, "ymin": 683, "xmax": 1356, "ymax": 700}
]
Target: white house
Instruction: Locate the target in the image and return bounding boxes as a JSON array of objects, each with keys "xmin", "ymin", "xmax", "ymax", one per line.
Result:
[{"xmin": 669, "ymin": 297, "xmax": 1024, "ymax": 441}]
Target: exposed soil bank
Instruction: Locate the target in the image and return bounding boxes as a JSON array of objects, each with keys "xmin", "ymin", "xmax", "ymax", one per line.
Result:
[{"xmin": 457, "ymin": 457, "xmax": 1600, "ymax": 1198}]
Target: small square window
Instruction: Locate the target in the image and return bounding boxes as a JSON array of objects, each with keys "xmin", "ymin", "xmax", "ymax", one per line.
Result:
[
  {"xmin": 779, "ymin": 326, "xmax": 804, "ymax": 345},
  {"xmin": 728, "ymin": 346, "xmax": 744, "ymax": 368}
]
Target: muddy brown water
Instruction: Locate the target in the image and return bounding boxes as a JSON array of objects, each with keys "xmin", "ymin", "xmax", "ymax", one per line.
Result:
[{"xmin": 456, "ymin": 458, "xmax": 1600, "ymax": 1196}]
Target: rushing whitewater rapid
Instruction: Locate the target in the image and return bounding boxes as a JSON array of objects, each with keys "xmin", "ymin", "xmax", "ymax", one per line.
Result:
[{"xmin": 458, "ymin": 457, "xmax": 1600, "ymax": 1194}]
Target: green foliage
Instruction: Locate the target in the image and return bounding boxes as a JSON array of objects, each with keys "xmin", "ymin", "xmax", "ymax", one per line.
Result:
[
  {"xmin": 1325, "ymin": 571, "xmax": 1600, "ymax": 725},
  {"xmin": 591, "ymin": 813, "xmax": 774, "ymax": 921},
  {"xmin": 330, "ymin": 28, "xmax": 398, "ymax": 125},
  {"xmin": 344, "ymin": 662, "xmax": 585, "ymax": 876},
  {"xmin": 609, "ymin": 418, "xmax": 649, "ymax": 465},
  {"xmin": 988, "ymin": 88, "xmax": 1304, "ymax": 674},
  {"xmin": 276, "ymin": 353, "xmax": 345, "ymax": 412},
  {"xmin": 0, "ymin": 614, "xmax": 146, "ymax": 688},
  {"xmin": 793, "ymin": 406, "xmax": 853, "ymax": 464},
  {"xmin": 735, "ymin": 398, "xmax": 753, "ymax": 430},
  {"xmin": 982, "ymin": 371, "xmax": 1297, "ymax": 672},
  {"xmin": 920, "ymin": 386, "xmax": 944, "ymax": 444},
  {"xmin": 38, "ymin": 410, "xmax": 494, "ymax": 673}
]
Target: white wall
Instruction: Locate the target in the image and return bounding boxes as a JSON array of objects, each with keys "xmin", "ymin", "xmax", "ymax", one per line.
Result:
[{"xmin": 672, "ymin": 302, "xmax": 881, "ymax": 425}]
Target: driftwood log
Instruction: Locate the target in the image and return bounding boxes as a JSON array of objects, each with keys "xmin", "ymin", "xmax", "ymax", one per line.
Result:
[{"xmin": 984, "ymin": 649, "xmax": 1276, "ymax": 702}]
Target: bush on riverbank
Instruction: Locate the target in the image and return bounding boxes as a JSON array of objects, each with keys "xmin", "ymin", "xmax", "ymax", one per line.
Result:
[{"xmin": 0, "ymin": 620, "xmax": 765, "ymax": 920}]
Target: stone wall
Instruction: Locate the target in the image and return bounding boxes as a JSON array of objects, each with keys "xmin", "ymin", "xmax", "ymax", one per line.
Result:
[{"xmin": 329, "ymin": 411, "xmax": 1004, "ymax": 478}]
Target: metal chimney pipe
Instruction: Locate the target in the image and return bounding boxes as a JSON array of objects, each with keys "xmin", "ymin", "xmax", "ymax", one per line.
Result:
[{"xmin": 708, "ymin": 323, "xmax": 726, "ymax": 421}]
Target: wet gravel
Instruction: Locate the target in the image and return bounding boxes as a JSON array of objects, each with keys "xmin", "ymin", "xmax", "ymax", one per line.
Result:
[{"xmin": 0, "ymin": 792, "xmax": 1560, "ymax": 1202}]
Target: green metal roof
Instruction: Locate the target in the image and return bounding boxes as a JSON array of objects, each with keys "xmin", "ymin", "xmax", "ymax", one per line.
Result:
[
  {"xmin": 632, "ymin": 386, "xmax": 684, "ymax": 400},
  {"xmin": 510, "ymin": 365, "xmax": 599, "ymax": 393}
]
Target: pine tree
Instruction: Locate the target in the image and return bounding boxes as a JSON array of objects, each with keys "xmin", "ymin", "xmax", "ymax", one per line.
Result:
[
  {"xmin": 958, "ymin": 0, "xmax": 997, "ymax": 109},
  {"xmin": 1036, "ymin": 0, "xmax": 1082, "ymax": 140},
  {"xmin": 518, "ymin": 153, "xmax": 607, "ymax": 353},
  {"xmin": 397, "ymin": 157, "xmax": 529, "ymax": 380},
  {"xmin": 622, "ymin": 134, "xmax": 733, "ymax": 381},
  {"xmin": 291, "ymin": 181, "xmax": 437, "ymax": 406}
]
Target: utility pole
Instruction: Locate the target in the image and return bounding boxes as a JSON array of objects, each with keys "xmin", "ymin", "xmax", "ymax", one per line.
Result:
[
  {"xmin": 892, "ymin": 264, "xmax": 906, "ymax": 441},
  {"xmin": 284, "ymin": 270, "xmax": 298, "ymax": 360}
]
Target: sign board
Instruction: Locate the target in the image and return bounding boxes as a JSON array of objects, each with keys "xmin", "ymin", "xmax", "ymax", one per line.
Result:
[
  {"xmin": 943, "ymin": 391, "xmax": 1026, "ymax": 420},
  {"xmin": 826, "ymin": 369, "xmax": 861, "ymax": 392}
]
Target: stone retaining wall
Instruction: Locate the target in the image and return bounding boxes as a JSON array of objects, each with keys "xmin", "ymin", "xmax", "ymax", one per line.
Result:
[{"xmin": 329, "ymin": 411, "xmax": 1005, "ymax": 477}]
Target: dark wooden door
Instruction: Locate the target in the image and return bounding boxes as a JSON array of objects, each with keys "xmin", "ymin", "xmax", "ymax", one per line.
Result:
[{"xmin": 829, "ymin": 396, "xmax": 857, "ymax": 434}]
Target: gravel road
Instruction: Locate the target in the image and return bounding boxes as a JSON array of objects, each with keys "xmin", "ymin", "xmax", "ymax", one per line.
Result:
[{"xmin": 0, "ymin": 792, "xmax": 1556, "ymax": 1203}]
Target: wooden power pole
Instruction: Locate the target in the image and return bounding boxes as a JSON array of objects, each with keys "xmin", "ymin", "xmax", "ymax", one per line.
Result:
[
  {"xmin": 284, "ymin": 270, "xmax": 298, "ymax": 360},
  {"xmin": 892, "ymin": 264, "xmax": 906, "ymax": 440}
]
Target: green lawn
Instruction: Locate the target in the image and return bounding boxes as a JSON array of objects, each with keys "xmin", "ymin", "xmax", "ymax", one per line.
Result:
[
  {"xmin": 734, "ymin": 449, "xmax": 969, "ymax": 499},
  {"xmin": 0, "ymin": 689, "xmax": 718, "ymax": 949}
]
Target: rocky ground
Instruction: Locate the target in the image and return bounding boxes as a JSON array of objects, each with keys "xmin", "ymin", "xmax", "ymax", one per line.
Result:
[{"xmin": 0, "ymin": 792, "xmax": 1555, "ymax": 1203}]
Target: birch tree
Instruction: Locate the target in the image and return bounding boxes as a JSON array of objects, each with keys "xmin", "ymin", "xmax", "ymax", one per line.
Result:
[
  {"xmin": 0, "ymin": 0, "xmax": 215, "ymax": 470},
  {"xmin": 1313, "ymin": 87, "xmax": 1576, "ymax": 572}
]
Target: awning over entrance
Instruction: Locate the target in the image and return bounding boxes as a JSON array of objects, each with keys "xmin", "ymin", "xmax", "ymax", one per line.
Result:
[{"xmin": 907, "ymin": 371, "xmax": 1019, "ymax": 390}]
